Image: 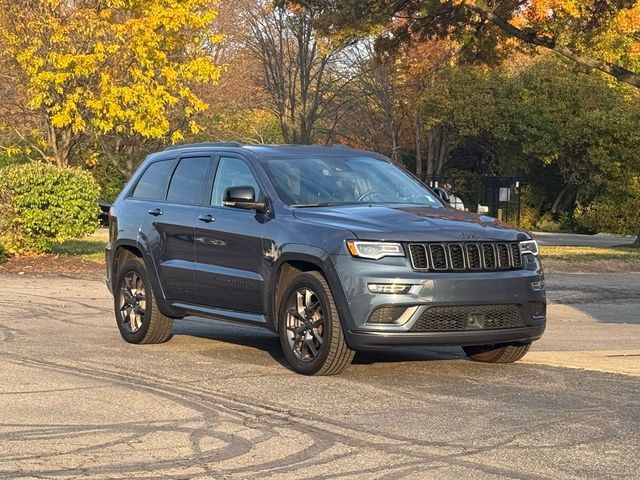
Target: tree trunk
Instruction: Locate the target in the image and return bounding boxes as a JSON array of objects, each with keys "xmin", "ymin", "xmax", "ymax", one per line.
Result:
[
  {"xmin": 47, "ymin": 124, "xmax": 76, "ymax": 168},
  {"xmin": 414, "ymin": 111, "xmax": 422, "ymax": 178},
  {"xmin": 550, "ymin": 184, "xmax": 571, "ymax": 214},
  {"xmin": 426, "ymin": 125, "xmax": 450, "ymax": 176}
]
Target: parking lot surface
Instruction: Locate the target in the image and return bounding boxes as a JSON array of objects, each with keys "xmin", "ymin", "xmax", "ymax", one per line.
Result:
[{"xmin": 1, "ymin": 273, "xmax": 638, "ymax": 479}]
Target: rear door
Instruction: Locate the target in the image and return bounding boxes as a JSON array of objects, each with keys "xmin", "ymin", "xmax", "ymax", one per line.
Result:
[
  {"xmin": 193, "ymin": 155, "xmax": 265, "ymax": 312},
  {"xmin": 134, "ymin": 155, "xmax": 214, "ymax": 302}
]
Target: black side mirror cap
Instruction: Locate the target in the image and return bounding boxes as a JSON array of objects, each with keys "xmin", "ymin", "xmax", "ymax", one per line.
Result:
[
  {"xmin": 223, "ymin": 186, "xmax": 267, "ymax": 212},
  {"xmin": 432, "ymin": 187, "xmax": 450, "ymax": 204}
]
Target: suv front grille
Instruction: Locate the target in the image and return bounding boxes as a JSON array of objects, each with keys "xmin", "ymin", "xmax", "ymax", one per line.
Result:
[
  {"xmin": 408, "ymin": 242, "xmax": 523, "ymax": 272},
  {"xmin": 410, "ymin": 304, "xmax": 524, "ymax": 332}
]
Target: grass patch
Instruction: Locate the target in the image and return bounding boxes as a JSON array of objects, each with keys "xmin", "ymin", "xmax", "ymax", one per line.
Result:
[
  {"xmin": 50, "ymin": 229, "xmax": 109, "ymax": 262},
  {"xmin": 540, "ymin": 245, "xmax": 640, "ymax": 262}
]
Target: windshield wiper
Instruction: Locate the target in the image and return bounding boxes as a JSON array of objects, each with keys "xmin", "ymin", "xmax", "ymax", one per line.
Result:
[{"xmin": 291, "ymin": 201, "xmax": 359, "ymax": 208}]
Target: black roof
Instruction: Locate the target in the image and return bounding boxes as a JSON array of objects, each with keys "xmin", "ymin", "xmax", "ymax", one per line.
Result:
[{"xmin": 150, "ymin": 142, "xmax": 387, "ymax": 162}]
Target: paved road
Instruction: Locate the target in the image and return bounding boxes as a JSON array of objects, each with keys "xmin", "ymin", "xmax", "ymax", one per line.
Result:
[
  {"xmin": 533, "ymin": 232, "xmax": 636, "ymax": 247},
  {"xmin": 1, "ymin": 273, "xmax": 639, "ymax": 479}
]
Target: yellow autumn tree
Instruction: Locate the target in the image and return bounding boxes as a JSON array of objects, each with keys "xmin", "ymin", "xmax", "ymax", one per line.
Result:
[{"xmin": 0, "ymin": 0, "xmax": 223, "ymax": 167}]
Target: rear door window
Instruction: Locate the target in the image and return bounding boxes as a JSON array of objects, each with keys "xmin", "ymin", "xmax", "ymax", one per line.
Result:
[
  {"xmin": 131, "ymin": 159, "xmax": 175, "ymax": 200},
  {"xmin": 167, "ymin": 156, "xmax": 212, "ymax": 205}
]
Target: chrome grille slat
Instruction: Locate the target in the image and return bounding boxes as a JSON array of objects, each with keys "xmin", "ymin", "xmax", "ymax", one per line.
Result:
[
  {"xmin": 510, "ymin": 243, "xmax": 522, "ymax": 268},
  {"xmin": 466, "ymin": 244, "xmax": 482, "ymax": 270},
  {"xmin": 482, "ymin": 243, "xmax": 497, "ymax": 269},
  {"xmin": 448, "ymin": 244, "xmax": 465, "ymax": 270},
  {"xmin": 429, "ymin": 244, "xmax": 448, "ymax": 270},
  {"xmin": 496, "ymin": 243, "xmax": 510, "ymax": 269},
  {"xmin": 407, "ymin": 242, "xmax": 523, "ymax": 273},
  {"xmin": 408, "ymin": 244, "xmax": 429, "ymax": 270}
]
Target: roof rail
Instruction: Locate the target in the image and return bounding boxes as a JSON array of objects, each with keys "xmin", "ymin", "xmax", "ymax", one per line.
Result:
[{"xmin": 164, "ymin": 141, "xmax": 243, "ymax": 151}]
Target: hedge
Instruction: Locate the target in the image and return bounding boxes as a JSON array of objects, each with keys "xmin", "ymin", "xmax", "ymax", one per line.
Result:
[{"xmin": 0, "ymin": 163, "xmax": 101, "ymax": 254}]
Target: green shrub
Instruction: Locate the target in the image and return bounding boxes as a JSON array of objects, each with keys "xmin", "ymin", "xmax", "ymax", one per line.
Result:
[
  {"xmin": 534, "ymin": 213, "xmax": 562, "ymax": 233},
  {"xmin": 514, "ymin": 204, "xmax": 539, "ymax": 231},
  {"xmin": 89, "ymin": 155, "xmax": 127, "ymax": 203},
  {"xmin": 575, "ymin": 176, "xmax": 640, "ymax": 237},
  {"xmin": 0, "ymin": 163, "xmax": 101, "ymax": 254},
  {"xmin": 0, "ymin": 242, "xmax": 8, "ymax": 263}
]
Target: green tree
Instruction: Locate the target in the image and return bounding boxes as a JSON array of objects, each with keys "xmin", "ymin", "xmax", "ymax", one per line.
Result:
[{"xmin": 297, "ymin": 0, "xmax": 640, "ymax": 88}]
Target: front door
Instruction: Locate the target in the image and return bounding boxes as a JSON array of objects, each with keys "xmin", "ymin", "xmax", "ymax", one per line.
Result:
[{"xmin": 194, "ymin": 155, "xmax": 265, "ymax": 313}]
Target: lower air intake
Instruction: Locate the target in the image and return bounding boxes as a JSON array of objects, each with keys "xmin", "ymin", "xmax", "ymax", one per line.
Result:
[{"xmin": 410, "ymin": 304, "xmax": 524, "ymax": 332}]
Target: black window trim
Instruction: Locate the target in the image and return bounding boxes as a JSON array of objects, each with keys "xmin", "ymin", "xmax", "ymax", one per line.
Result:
[
  {"xmin": 204, "ymin": 152, "xmax": 267, "ymax": 211},
  {"xmin": 165, "ymin": 153, "xmax": 216, "ymax": 206},
  {"xmin": 128, "ymin": 157, "xmax": 177, "ymax": 201}
]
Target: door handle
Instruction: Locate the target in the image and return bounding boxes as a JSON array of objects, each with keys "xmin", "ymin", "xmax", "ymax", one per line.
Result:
[
  {"xmin": 198, "ymin": 214, "xmax": 215, "ymax": 223},
  {"xmin": 148, "ymin": 208, "xmax": 163, "ymax": 216}
]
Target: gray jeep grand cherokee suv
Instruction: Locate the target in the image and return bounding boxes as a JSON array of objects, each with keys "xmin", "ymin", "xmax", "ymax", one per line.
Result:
[{"xmin": 105, "ymin": 143, "xmax": 546, "ymax": 375}]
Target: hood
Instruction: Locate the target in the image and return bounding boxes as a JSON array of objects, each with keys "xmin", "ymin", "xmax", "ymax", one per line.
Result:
[{"xmin": 292, "ymin": 205, "xmax": 529, "ymax": 242}]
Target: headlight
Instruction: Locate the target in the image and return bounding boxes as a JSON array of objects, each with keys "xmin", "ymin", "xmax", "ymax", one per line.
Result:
[
  {"xmin": 520, "ymin": 239, "xmax": 539, "ymax": 256},
  {"xmin": 346, "ymin": 241, "xmax": 405, "ymax": 260}
]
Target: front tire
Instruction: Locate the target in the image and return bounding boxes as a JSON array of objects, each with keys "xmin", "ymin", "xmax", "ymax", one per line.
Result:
[
  {"xmin": 463, "ymin": 342, "xmax": 531, "ymax": 363},
  {"xmin": 114, "ymin": 258, "xmax": 173, "ymax": 344},
  {"xmin": 278, "ymin": 271, "xmax": 354, "ymax": 375}
]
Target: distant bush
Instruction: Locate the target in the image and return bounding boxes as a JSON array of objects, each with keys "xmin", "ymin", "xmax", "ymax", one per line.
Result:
[
  {"xmin": 0, "ymin": 163, "xmax": 101, "ymax": 254},
  {"xmin": 514, "ymin": 204, "xmax": 539, "ymax": 231},
  {"xmin": 89, "ymin": 155, "xmax": 127, "ymax": 203},
  {"xmin": 508, "ymin": 186, "xmax": 540, "ymax": 231},
  {"xmin": 575, "ymin": 176, "xmax": 640, "ymax": 237},
  {"xmin": 0, "ymin": 147, "xmax": 32, "ymax": 170},
  {"xmin": 0, "ymin": 242, "xmax": 8, "ymax": 263},
  {"xmin": 534, "ymin": 213, "xmax": 562, "ymax": 233}
]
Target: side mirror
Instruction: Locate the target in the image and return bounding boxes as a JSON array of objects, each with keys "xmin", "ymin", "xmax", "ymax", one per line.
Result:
[
  {"xmin": 223, "ymin": 186, "xmax": 267, "ymax": 212},
  {"xmin": 432, "ymin": 187, "xmax": 450, "ymax": 204}
]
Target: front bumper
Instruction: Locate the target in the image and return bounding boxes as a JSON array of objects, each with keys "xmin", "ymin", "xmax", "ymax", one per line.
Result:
[
  {"xmin": 331, "ymin": 253, "xmax": 546, "ymax": 350},
  {"xmin": 346, "ymin": 325, "xmax": 545, "ymax": 350},
  {"xmin": 104, "ymin": 243, "xmax": 113, "ymax": 294}
]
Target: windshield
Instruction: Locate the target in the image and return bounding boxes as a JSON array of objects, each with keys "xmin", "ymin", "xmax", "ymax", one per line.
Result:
[{"xmin": 262, "ymin": 156, "xmax": 443, "ymax": 208}]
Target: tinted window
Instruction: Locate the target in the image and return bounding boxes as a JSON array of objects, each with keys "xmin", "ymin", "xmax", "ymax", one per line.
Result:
[
  {"xmin": 131, "ymin": 159, "xmax": 175, "ymax": 200},
  {"xmin": 167, "ymin": 156, "xmax": 211, "ymax": 204},
  {"xmin": 211, "ymin": 157, "xmax": 261, "ymax": 206},
  {"xmin": 262, "ymin": 156, "xmax": 442, "ymax": 207}
]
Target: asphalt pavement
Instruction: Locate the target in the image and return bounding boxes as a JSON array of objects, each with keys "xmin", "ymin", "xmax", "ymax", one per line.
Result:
[{"xmin": 0, "ymin": 272, "xmax": 638, "ymax": 479}]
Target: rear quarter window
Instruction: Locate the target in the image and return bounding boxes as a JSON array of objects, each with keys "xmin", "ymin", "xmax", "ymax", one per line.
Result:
[{"xmin": 131, "ymin": 159, "xmax": 175, "ymax": 200}]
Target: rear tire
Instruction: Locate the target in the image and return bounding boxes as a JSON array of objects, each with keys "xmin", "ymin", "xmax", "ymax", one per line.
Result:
[
  {"xmin": 278, "ymin": 271, "xmax": 354, "ymax": 375},
  {"xmin": 463, "ymin": 342, "xmax": 531, "ymax": 363},
  {"xmin": 114, "ymin": 258, "xmax": 173, "ymax": 344}
]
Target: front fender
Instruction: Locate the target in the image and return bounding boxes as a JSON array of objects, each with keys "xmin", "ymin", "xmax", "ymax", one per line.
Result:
[{"xmin": 266, "ymin": 244, "xmax": 353, "ymax": 332}]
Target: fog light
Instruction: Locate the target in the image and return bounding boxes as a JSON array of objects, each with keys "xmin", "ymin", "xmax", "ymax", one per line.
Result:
[
  {"xmin": 368, "ymin": 305, "xmax": 419, "ymax": 324},
  {"xmin": 367, "ymin": 283, "xmax": 412, "ymax": 294},
  {"xmin": 531, "ymin": 280, "xmax": 545, "ymax": 291}
]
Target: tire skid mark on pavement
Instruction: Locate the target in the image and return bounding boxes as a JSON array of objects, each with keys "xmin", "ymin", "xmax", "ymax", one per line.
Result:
[
  {"xmin": 0, "ymin": 289, "xmax": 111, "ymax": 314},
  {"xmin": 0, "ymin": 355, "xmax": 363, "ymax": 479},
  {"xmin": 0, "ymin": 323, "xmax": 15, "ymax": 342},
  {"xmin": 0, "ymin": 354, "xmax": 559, "ymax": 480},
  {"xmin": 0, "ymin": 296, "xmax": 110, "ymax": 329}
]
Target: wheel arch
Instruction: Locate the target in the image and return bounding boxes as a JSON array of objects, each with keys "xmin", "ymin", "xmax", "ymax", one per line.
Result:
[
  {"xmin": 111, "ymin": 240, "xmax": 181, "ymax": 319},
  {"xmin": 269, "ymin": 252, "xmax": 352, "ymax": 333}
]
